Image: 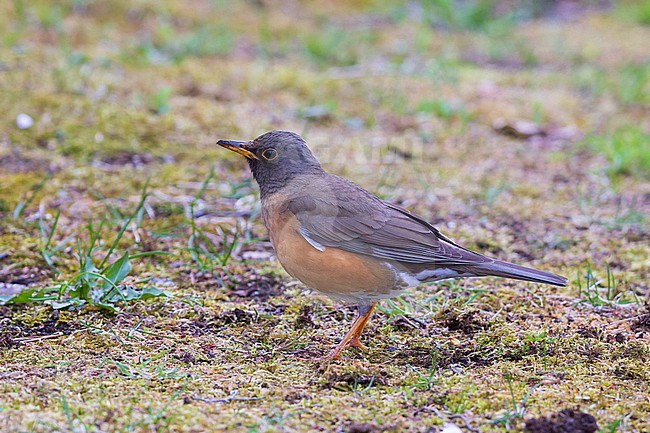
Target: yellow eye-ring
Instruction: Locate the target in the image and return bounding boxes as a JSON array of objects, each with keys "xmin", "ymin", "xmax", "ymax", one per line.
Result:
[{"xmin": 262, "ymin": 148, "xmax": 278, "ymax": 161}]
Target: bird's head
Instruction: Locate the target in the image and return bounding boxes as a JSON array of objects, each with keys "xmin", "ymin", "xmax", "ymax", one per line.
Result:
[{"xmin": 218, "ymin": 130, "xmax": 323, "ymax": 196}]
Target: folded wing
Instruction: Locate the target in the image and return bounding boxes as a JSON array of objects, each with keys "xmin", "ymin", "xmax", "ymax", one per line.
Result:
[{"xmin": 283, "ymin": 175, "xmax": 566, "ymax": 287}]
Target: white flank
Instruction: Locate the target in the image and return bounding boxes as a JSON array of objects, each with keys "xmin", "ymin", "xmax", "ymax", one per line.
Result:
[{"xmin": 299, "ymin": 227, "xmax": 325, "ymax": 252}]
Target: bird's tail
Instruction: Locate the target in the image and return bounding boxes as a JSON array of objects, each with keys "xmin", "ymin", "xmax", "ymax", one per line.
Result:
[{"xmin": 471, "ymin": 259, "xmax": 567, "ymax": 287}]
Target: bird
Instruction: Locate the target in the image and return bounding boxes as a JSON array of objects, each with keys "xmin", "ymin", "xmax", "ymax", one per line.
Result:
[{"xmin": 218, "ymin": 130, "xmax": 567, "ymax": 360}]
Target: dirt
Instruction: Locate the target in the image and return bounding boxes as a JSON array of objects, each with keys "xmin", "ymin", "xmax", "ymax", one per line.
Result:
[
  {"xmin": 0, "ymin": 309, "xmax": 78, "ymax": 348},
  {"xmin": 0, "ymin": 149, "xmax": 57, "ymax": 174},
  {"xmin": 345, "ymin": 422, "xmax": 383, "ymax": 433},
  {"xmin": 0, "ymin": 265, "xmax": 54, "ymax": 286},
  {"xmin": 441, "ymin": 309, "xmax": 490, "ymax": 334},
  {"xmin": 525, "ymin": 409, "xmax": 599, "ymax": 433},
  {"xmin": 98, "ymin": 152, "xmax": 154, "ymax": 167},
  {"xmin": 227, "ymin": 268, "xmax": 287, "ymax": 301}
]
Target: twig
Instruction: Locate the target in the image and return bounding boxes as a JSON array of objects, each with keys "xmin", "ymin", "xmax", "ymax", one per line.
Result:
[
  {"xmin": 397, "ymin": 315, "xmax": 427, "ymax": 329},
  {"xmin": 191, "ymin": 391, "xmax": 261, "ymax": 404},
  {"xmin": 417, "ymin": 406, "xmax": 481, "ymax": 433},
  {"xmin": 521, "ymin": 287, "xmax": 544, "ymax": 308},
  {"xmin": 606, "ymin": 314, "xmax": 647, "ymax": 327},
  {"xmin": 448, "ymin": 413, "xmax": 481, "ymax": 433},
  {"xmin": 13, "ymin": 332, "xmax": 63, "ymax": 343},
  {"xmin": 0, "ymin": 371, "xmax": 28, "ymax": 380}
]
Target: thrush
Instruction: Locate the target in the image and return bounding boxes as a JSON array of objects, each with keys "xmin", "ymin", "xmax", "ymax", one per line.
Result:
[{"xmin": 218, "ymin": 130, "xmax": 567, "ymax": 359}]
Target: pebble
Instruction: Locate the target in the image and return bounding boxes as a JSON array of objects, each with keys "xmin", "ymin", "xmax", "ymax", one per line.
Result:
[
  {"xmin": 16, "ymin": 113, "xmax": 34, "ymax": 129},
  {"xmin": 441, "ymin": 424, "xmax": 463, "ymax": 433}
]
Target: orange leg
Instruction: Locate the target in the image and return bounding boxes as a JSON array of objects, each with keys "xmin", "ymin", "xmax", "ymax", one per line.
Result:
[{"xmin": 324, "ymin": 303, "xmax": 377, "ymax": 360}]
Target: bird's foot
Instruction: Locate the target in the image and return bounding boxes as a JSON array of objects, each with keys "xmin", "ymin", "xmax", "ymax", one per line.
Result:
[
  {"xmin": 348, "ymin": 336, "xmax": 368, "ymax": 350},
  {"xmin": 319, "ymin": 335, "xmax": 366, "ymax": 361}
]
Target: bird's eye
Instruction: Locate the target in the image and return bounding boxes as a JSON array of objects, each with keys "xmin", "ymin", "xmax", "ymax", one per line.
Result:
[{"xmin": 261, "ymin": 148, "xmax": 278, "ymax": 161}]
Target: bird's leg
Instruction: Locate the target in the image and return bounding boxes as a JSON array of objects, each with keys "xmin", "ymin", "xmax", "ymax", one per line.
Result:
[
  {"xmin": 324, "ymin": 302, "xmax": 377, "ymax": 360},
  {"xmin": 348, "ymin": 303, "xmax": 376, "ymax": 349}
]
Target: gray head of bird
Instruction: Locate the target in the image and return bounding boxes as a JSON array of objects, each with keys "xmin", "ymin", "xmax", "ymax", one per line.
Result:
[{"xmin": 218, "ymin": 130, "xmax": 324, "ymax": 197}]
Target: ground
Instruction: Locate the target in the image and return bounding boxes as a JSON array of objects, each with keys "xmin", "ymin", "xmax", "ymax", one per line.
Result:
[{"xmin": 0, "ymin": 1, "xmax": 649, "ymax": 432}]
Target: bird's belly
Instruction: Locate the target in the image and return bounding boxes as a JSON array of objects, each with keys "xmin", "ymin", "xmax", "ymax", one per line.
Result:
[{"xmin": 270, "ymin": 217, "xmax": 400, "ymax": 300}]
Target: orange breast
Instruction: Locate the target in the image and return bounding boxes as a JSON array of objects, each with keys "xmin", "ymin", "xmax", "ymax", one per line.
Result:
[{"xmin": 262, "ymin": 194, "xmax": 398, "ymax": 300}]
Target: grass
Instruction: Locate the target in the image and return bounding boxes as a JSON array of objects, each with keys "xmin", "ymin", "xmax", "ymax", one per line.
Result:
[
  {"xmin": 419, "ymin": 0, "xmax": 516, "ymax": 31},
  {"xmin": 2, "ymin": 182, "xmax": 172, "ymax": 311},
  {"xmin": 616, "ymin": 0, "xmax": 650, "ymax": 25},
  {"xmin": 585, "ymin": 125, "xmax": 650, "ymax": 181},
  {"xmin": 575, "ymin": 263, "xmax": 639, "ymax": 308},
  {"xmin": 303, "ymin": 26, "xmax": 364, "ymax": 67},
  {"xmin": 148, "ymin": 87, "xmax": 173, "ymax": 115},
  {"xmin": 0, "ymin": 0, "xmax": 648, "ymax": 432},
  {"xmin": 573, "ymin": 63, "xmax": 650, "ymax": 106},
  {"xmin": 491, "ymin": 372, "xmax": 547, "ymax": 429}
]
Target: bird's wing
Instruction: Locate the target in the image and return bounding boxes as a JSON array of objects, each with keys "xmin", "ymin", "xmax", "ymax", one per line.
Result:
[{"xmin": 283, "ymin": 176, "xmax": 489, "ymax": 266}]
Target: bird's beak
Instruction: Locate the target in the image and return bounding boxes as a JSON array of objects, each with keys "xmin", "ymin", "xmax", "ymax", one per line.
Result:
[{"xmin": 217, "ymin": 140, "xmax": 258, "ymax": 160}]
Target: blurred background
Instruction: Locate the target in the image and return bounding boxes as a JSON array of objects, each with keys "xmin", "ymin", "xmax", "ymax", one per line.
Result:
[{"xmin": 2, "ymin": 0, "xmax": 648, "ymax": 172}]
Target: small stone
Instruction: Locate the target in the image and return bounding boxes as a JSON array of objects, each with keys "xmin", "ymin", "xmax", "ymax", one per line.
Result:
[
  {"xmin": 149, "ymin": 277, "xmax": 176, "ymax": 287},
  {"xmin": 441, "ymin": 423, "xmax": 463, "ymax": 433},
  {"xmin": 0, "ymin": 283, "xmax": 28, "ymax": 296},
  {"xmin": 16, "ymin": 113, "xmax": 34, "ymax": 129},
  {"xmin": 241, "ymin": 250, "xmax": 273, "ymax": 260}
]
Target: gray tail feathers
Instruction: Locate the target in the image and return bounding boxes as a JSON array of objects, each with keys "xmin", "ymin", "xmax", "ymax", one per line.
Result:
[{"xmin": 472, "ymin": 260, "xmax": 567, "ymax": 287}]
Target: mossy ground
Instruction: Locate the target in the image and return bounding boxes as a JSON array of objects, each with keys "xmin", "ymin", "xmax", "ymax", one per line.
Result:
[{"xmin": 0, "ymin": 1, "xmax": 648, "ymax": 432}]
